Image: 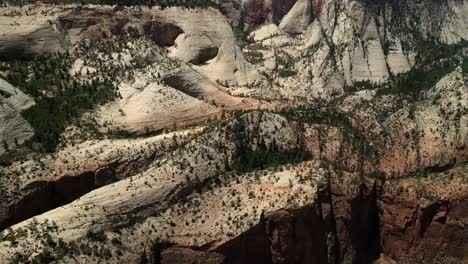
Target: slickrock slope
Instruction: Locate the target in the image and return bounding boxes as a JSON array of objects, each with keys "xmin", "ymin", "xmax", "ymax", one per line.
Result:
[
  {"xmin": 0, "ymin": 5, "xmax": 261, "ymax": 85},
  {"xmin": 0, "ymin": 4, "xmax": 275, "ymax": 136},
  {"xmin": 0, "ymin": 128, "xmax": 202, "ymax": 230},
  {"xmin": 0, "ymin": 78, "xmax": 34, "ymax": 154},
  {"xmin": 93, "ymin": 50, "xmax": 266, "ymax": 134},
  {"xmin": 153, "ymin": 7, "xmax": 261, "ymax": 86},
  {"xmin": 0, "ymin": 6, "xmax": 68, "ymax": 59},
  {"xmin": 0, "ymin": 112, "xmax": 318, "ymax": 262},
  {"xmin": 0, "ymin": 1, "xmax": 467, "ymax": 264},
  {"xmin": 0, "ymin": 79, "xmax": 34, "ymax": 111}
]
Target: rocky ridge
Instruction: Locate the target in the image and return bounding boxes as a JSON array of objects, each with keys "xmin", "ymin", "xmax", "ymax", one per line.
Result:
[
  {"xmin": 0, "ymin": 1, "xmax": 466, "ymax": 264},
  {"xmin": 234, "ymin": 0, "xmax": 468, "ymax": 100}
]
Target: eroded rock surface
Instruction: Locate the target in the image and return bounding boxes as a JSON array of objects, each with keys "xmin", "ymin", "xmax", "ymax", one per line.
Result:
[
  {"xmin": 0, "ymin": 78, "xmax": 34, "ymax": 154},
  {"xmin": 0, "ymin": 1, "xmax": 466, "ymax": 264}
]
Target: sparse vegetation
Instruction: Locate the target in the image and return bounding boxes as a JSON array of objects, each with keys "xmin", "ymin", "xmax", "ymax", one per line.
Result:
[
  {"xmin": 0, "ymin": 2, "xmax": 466, "ymax": 263},
  {"xmin": 233, "ymin": 148, "xmax": 311, "ymax": 172},
  {"xmin": 4, "ymin": 0, "xmax": 216, "ymax": 8},
  {"xmin": 275, "ymin": 50, "xmax": 298, "ymax": 78},
  {"xmin": 1, "ymin": 53, "xmax": 116, "ymax": 152},
  {"xmin": 232, "ymin": 26, "xmax": 252, "ymax": 48}
]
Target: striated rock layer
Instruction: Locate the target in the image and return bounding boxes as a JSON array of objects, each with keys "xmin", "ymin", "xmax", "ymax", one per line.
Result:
[
  {"xmin": 0, "ymin": 5, "xmax": 261, "ymax": 86},
  {"xmin": 241, "ymin": 0, "xmax": 468, "ymax": 99},
  {"xmin": 0, "ymin": 78, "xmax": 34, "ymax": 154},
  {"xmin": 0, "ymin": 1, "xmax": 466, "ymax": 264}
]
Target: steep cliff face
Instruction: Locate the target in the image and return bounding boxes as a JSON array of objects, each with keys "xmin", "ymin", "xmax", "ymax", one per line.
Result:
[
  {"xmin": 240, "ymin": 0, "xmax": 467, "ymax": 100},
  {"xmin": 264, "ymin": 207, "xmax": 329, "ymax": 264},
  {"xmin": 0, "ymin": 109, "xmax": 466, "ymax": 264},
  {"xmin": 379, "ymin": 166, "xmax": 467, "ymax": 263},
  {"xmin": 140, "ymin": 164, "xmax": 466, "ymax": 264},
  {"xmin": 0, "ymin": 1, "xmax": 466, "ymax": 264},
  {"xmin": 152, "ymin": 205, "xmax": 329, "ymax": 264},
  {"xmin": 0, "ymin": 173, "xmax": 101, "ymax": 231},
  {"xmin": 380, "ymin": 197, "xmax": 467, "ymax": 263},
  {"xmin": 324, "ymin": 166, "xmax": 467, "ymax": 264}
]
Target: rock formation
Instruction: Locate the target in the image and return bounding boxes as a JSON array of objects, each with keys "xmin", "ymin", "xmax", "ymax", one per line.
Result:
[
  {"xmin": 0, "ymin": 1, "xmax": 466, "ymax": 264},
  {"xmin": 0, "ymin": 78, "xmax": 34, "ymax": 154}
]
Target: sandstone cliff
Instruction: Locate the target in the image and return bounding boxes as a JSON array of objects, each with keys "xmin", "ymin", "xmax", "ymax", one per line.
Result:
[{"xmin": 0, "ymin": 1, "xmax": 466, "ymax": 264}]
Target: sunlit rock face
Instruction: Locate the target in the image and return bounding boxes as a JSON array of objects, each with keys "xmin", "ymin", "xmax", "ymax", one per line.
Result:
[
  {"xmin": 0, "ymin": 78, "xmax": 35, "ymax": 154},
  {"xmin": 0, "ymin": 1, "xmax": 466, "ymax": 264},
  {"xmin": 241, "ymin": 0, "xmax": 467, "ymax": 99},
  {"xmin": 0, "ymin": 6, "xmax": 261, "ymax": 85}
]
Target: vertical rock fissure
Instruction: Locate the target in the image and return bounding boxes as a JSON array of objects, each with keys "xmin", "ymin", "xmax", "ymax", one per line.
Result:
[{"xmin": 349, "ymin": 183, "xmax": 381, "ymax": 264}]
